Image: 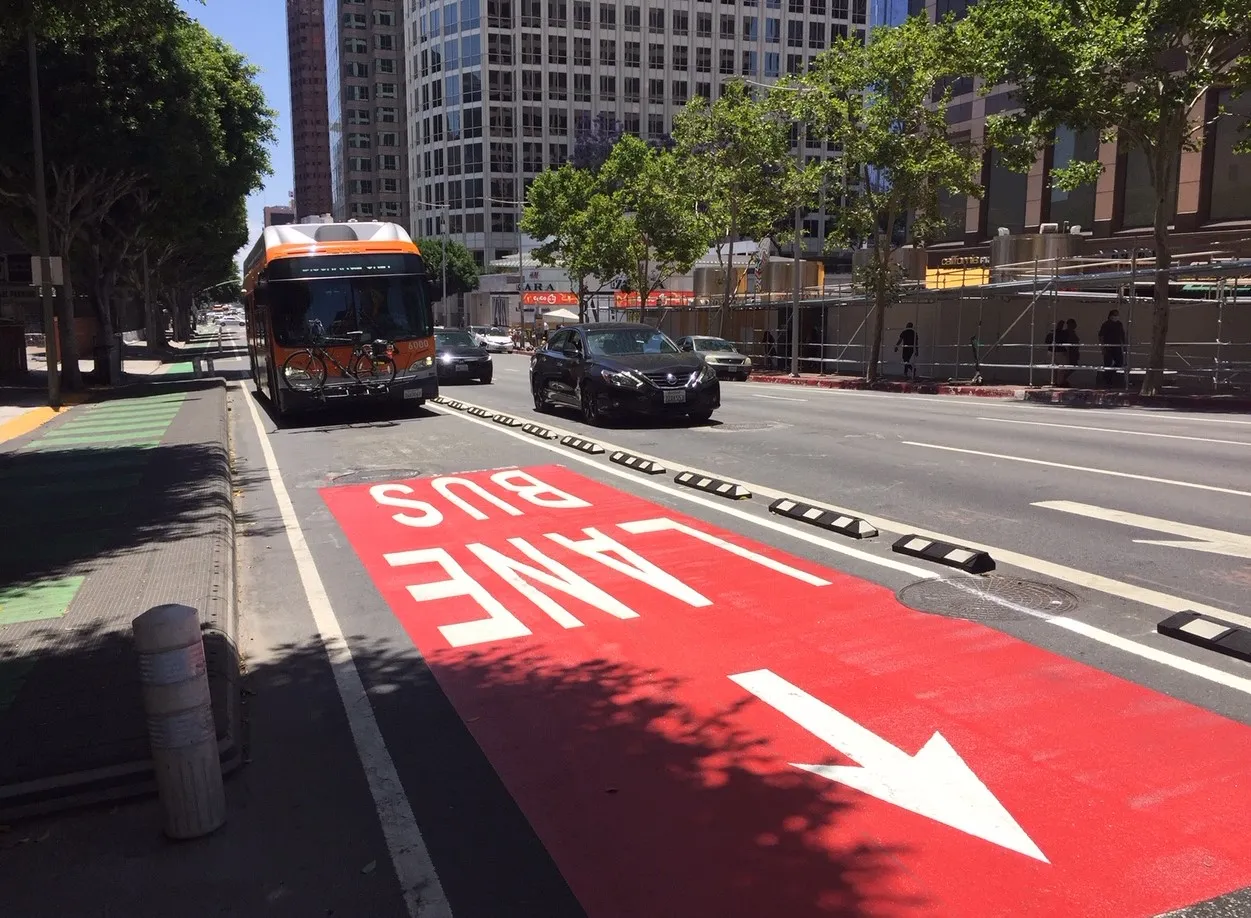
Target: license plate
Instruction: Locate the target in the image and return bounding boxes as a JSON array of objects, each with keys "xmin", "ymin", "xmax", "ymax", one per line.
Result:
[
  {"xmin": 663, "ymin": 389, "xmax": 687, "ymax": 404},
  {"xmin": 455, "ymin": 364, "xmax": 468, "ymax": 372},
  {"xmin": 403, "ymin": 388, "xmax": 423, "ymax": 400}
]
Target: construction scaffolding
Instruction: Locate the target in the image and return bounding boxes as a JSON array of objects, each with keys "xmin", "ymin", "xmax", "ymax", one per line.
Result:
[{"xmin": 648, "ymin": 250, "xmax": 1251, "ymax": 394}]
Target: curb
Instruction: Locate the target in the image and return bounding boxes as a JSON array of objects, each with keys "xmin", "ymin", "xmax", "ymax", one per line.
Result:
[
  {"xmin": 0, "ymin": 379, "xmax": 242, "ymax": 821},
  {"xmin": 746, "ymin": 373, "xmax": 1023, "ymax": 400}
]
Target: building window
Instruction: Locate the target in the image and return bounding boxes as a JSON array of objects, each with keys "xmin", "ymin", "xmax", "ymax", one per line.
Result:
[
  {"xmin": 649, "ymin": 78, "xmax": 665, "ymax": 104},
  {"xmin": 523, "ymin": 107, "xmax": 543, "ymax": 136},
  {"xmin": 376, "ymin": 82, "xmax": 398, "ymax": 99},
  {"xmin": 574, "ymin": 36, "xmax": 592, "ymax": 65},
  {"xmin": 1208, "ymin": 89, "xmax": 1251, "ymax": 221},
  {"xmin": 549, "ymin": 0, "xmax": 567, "ymax": 26},
  {"xmin": 743, "ymin": 16, "xmax": 758, "ymax": 40},
  {"xmin": 522, "ymin": 70, "xmax": 543, "ymax": 100},
  {"xmin": 489, "ymin": 70, "xmax": 514, "ymax": 101},
  {"xmin": 465, "ymin": 144, "xmax": 484, "ymax": 174},
  {"xmin": 346, "ymin": 85, "xmax": 370, "ymax": 101},
  {"xmin": 648, "ymin": 114, "xmax": 665, "ymax": 141},
  {"xmin": 373, "ymin": 10, "xmax": 395, "ymax": 25},
  {"xmin": 490, "ymin": 105, "xmax": 515, "ymax": 137},
  {"xmin": 523, "ymin": 142, "xmax": 544, "ymax": 172},
  {"xmin": 377, "ymin": 106, "xmax": 398, "ymax": 123},
  {"xmin": 491, "ymin": 142, "xmax": 516, "ymax": 172},
  {"xmin": 492, "ymin": 212, "xmax": 517, "ymax": 233},
  {"xmin": 574, "ymin": 0, "xmax": 591, "ymax": 28},
  {"xmin": 522, "ymin": 32, "xmax": 542, "ymax": 65},
  {"xmin": 344, "ymin": 12, "xmax": 367, "ymax": 28},
  {"xmin": 351, "ymin": 202, "xmax": 375, "ymax": 216},
  {"xmin": 448, "ymin": 146, "xmax": 462, "ymax": 174},
  {"xmin": 382, "ymin": 177, "xmax": 401, "ymax": 194},
  {"xmin": 464, "ymin": 107, "xmax": 483, "ymax": 137},
  {"xmin": 852, "ymin": 0, "xmax": 866, "ymax": 23},
  {"xmin": 696, "ymin": 81, "xmax": 711, "ymax": 99},
  {"xmin": 673, "ymin": 9, "xmax": 688, "ymax": 34},
  {"xmin": 808, "ymin": 21, "xmax": 825, "ymax": 48},
  {"xmin": 648, "ymin": 6, "xmax": 664, "ymax": 31},
  {"xmin": 488, "ymin": 33, "xmax": 512, "ymax": 64},
  {"xmin": 787, "ymin": 21, "xmax": 803, "ymax": 47},
  {"xmin": 719, "ymin": 48, "xmax": 734, "ymax": 74},
  {"xmin": 600, "ymin": 39, "xmax": 617, "ymax": 65},
  {"xmin": 347, "ymin": 61, "xmax": 369, "ymax": 77},
  {"xmin": 719, "ymin": 14, "xmax": 734, "ymax": 37},
  {"xmin": 600, "ymin": 2, "xmax": 616, "ymax": 27},
  {"xmin": 696, "ymin": 12, "xmax": 712, "ymax": 36},
  {"xmin": 787, "ymin": 53, "xmax": 803, "ymax": 74},
  {"xmin": 1121, "ymin": 144, "xmax": 1180, "ymax": 229},
  {"xmin": 624, "ymin": 4, "xmax": 641, "ymax": 30},
  {"xmin": 623, "ymin": 112, "xmax": 640, "ymax": 135},
  {"xmin": 463, "ymin": 72, "xmax": 482, "ymax": 103},
  {"xmin": 348, "ymin": 108, "xmax": 371, "ymax": 125},
  {"xmin": 1047, "ymin": 126, "xmax": 1098, "ymax": 229},
  {"xmin": 466, "ymin": 177, "xmax": 484, "ymax": 206},
  {"xmin": 521, "ymin": 0, "xmax": 541, "ymax": 27},
  {"xmin": 649, "ymin": 43, "xmax": 665, "ymax": 69},
  {"xmin": 599, "ymin": 74, "xmax": 617, "ymax": 100},
  {"xmin": 349, "ymin": 156, "xmax": 372, "ymax": 172},
  {"xmin": 376, "ymin": 34, "xmax": 394, "ymax": 51},
  {"xmin": 549, "ymin": 71, "xmax": 568, "ymax": 100},
  {"xmin": 696, "ymin": 46, "xmax": 711, "ymax": 72},
  {"xmin": 673, "ymin": 81, "xmax": 688, "ymax": 104},
  {"xmin": 550, "ymin": 143, "xmax": 569, "ymax": 165},
  {"xmin": 349, "ymin": 179, "xmax": 374, "ymax": 194},
  {"xmin": 378, "ymin": 154, "xmax": 401, "ymax": 171},
  {"xmin": 574, "ymin": 72, "xmax": 591, "ymax": 101},
  {"xmin": 624, "ymin": 41, "xmax": 641, "ymax": 67},
  {"xmin": 462, "ymin": 34, "xmax": 481, "ymax": 67},
  {"xmin": 549, "ymin": 109, "xmax": 569, "ymax": 134},
  {"xmin": 673, "ymin": 46, "xmax": 688, "ymax": 70},
  {"xmin": 624, "ymin": 76, "xmax": 640, "ymax": 102},
  {"xmin": 492, "ymin": 177, "xmax": 517, "ymax": 201},
  {"xmin": 549, "ymin": 34, "xmax": 568, "ymax": 64},
  {"xmin": 346, "ymin": 38, "xmax": 367, "ymax": 53},
  {"xmin": 488, "ymin": 0, "xmax": 513, "ymax": 28},
  {"xmin": 741, "ymin": 50, "xmax": 757, "ymax": 75},
  {"xmin": 985, "ymin": 149, "xmax": 1028, "ymax": 234},
  {"xmin": 376, "ymin": 57, "xmax": 395, "ymax": 74},
  {"xmin": 348, "ymin": 132, "xmax": 372, "ymax": 149},
  {"xmin": 764, "ymin": 51, "xmax": 779, "ymax": 77}
]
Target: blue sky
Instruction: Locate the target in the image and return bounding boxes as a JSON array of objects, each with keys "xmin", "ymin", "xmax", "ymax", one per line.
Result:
[{"xmin": 178, "ymin": 0, "xmax": 293, "ymax": 272}]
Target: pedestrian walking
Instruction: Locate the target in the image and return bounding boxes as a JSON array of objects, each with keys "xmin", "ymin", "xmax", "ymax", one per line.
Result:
[
  {"xmin": 1059, "ymin": 318, "xmax": 1080, "ymax": 387},
  {"xmin": 1098, "ymin": 309, "xmax": 1126, "ymax": 387},
  {"xmin": 894, "ymin": 322, "xmax": 918, "ymax": 379}
]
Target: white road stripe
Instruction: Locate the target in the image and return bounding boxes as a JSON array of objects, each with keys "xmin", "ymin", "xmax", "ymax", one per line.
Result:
[
  {"xmin": 903, "ymin": 440, "xmax": 1251, "ymax": 499},
  {"xmin": 435, "ymin": 402, "xmax": 1251, "ymax": 697},
  {"xmin": 750, "ymin": 393, "xmax": 808, "ymax": 402},
  {"xmin": 241, "ymin": 388, "xmax": 451, "ymax": 918},
  {"xmin": 976, "ymin": 415, "xmax": 1251, "ymax": 446}
]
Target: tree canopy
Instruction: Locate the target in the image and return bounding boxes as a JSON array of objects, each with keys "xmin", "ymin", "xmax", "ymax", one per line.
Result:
[
  {"xmin": 415, "ymin": 236, "xmax": 481, "ymax": 298},
  {"xmin": 962, "ymin": 0, "xmax": 1251, "ymax": 395},
  {"xmin": 0, "ymin": 2, "xmax": 273, "ymax": 385},
  {"xmin": 779, "ymin": 14, "xmax": 983, "ymax": 380}
]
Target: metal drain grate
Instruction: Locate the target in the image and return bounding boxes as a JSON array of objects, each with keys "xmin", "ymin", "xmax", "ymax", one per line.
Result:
[
  {"xmin": 897, "ymin": 575, "xmax": 1079, "ymax": 623},
  {"xmin": 327, "ymin": 468, "xmax": 421, "ymax": 486}
]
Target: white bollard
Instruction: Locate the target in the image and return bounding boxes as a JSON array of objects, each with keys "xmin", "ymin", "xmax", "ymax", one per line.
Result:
[{"xmin": 132, "ymin": 603, "xmax": 226, "ymax": 839}]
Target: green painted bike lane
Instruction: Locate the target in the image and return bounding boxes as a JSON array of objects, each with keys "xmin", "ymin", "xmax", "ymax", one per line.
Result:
[{"xmin": 0, "ymin": 391, "xmax": 188, "ymax": 712}]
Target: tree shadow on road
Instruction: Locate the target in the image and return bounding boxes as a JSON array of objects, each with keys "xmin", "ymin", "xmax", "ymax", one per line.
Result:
[{"xmin": 0, "ymin": 632, "xmax": 921, "ymax": 918}]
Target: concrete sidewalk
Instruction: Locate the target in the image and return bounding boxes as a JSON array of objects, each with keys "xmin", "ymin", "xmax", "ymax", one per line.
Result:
[
  {"xmin": 0, "ymin": 378, "xmax": 240, "ymax": 819},
  {"xmin": 747, "ymin": 370, "xmax": 1251, "ymax": 412}
]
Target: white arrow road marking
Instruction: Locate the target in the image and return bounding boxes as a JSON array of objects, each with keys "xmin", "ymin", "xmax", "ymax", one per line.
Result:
[
  {"xmin": 1035, "ymin": 500, "xmax": 1251, "ymax": 561},
  {"xmin": 729, "ymin": 669, "xmax": 1049, "ymax": 863}
]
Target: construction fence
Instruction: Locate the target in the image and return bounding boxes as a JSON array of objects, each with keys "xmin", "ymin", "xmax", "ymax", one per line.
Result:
[{"xmin": 646, "ymin": 253, "xmax": 1251, "ymax": 394}]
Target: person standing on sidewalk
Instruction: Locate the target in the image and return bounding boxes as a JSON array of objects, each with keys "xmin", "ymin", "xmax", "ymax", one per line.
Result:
[
  {"xmin": 1098, "ymin": 309, "xmax": 1126, "ymax": 387},
  {"xmin": 894, "ymin": 323, "xmax": 918, "ymax": 379}
]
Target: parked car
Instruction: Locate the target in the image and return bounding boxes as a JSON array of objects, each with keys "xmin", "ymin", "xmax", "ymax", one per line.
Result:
[
  {"xmin": 468, "ymin": 325, "xmax": 513, "ymax": 352},
  {"xmin": 530, "ymin": 323, "xmax": 719, "ymax": 426},
  {"xmin": 435, "ymin": 328, "xmax": 493, "ymax": 383},
  {"xmin": 676, "ymin": 335, "xmax": 753, "ymax": 381}
]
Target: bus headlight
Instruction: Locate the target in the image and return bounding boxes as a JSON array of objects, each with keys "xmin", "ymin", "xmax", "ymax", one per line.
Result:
[{"xmin": 408, "ymin": 356, "xmax": 435, "ymax": 371}]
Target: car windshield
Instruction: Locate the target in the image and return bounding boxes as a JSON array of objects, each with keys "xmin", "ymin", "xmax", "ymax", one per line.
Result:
[
  {"xmin": 696, "ymin": 338, "xmax": 737, "ymax": 352},
  {"xmin": 436, "ymin": 330, "xmax": 476, "ymax": 347},
  {"xmin": 487, "ymin": 327, "xmax": 507, "ymax": 336},
  {"xmin": 270, "ymin": 275, "xmax": 432, "ymax": 347},
  {"xmin": 586, "ymin": 328, "xmax": 680, "ymax": 356}
]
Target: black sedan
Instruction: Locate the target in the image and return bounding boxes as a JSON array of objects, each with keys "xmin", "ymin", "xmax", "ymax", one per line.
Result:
[
  {"xmin": 435, "ymin": 328, "xmax": 493, "ymax": 383},
  {"xmin": 530, "ymin": 323, "xmax": 719, "ymax": 426}
]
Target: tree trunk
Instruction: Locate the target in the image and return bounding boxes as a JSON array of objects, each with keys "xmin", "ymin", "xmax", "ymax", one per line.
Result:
[
  {"xmin": 91, "ymin": 276, "xmax": 119, "ymax": 384},
  {"xmin": 57, "ymin": 268, "xmax": 83, "ymax": 390},
  {"xmin": 1140, "ymin": 188, "xmax": 1173, "ymax": 397},
  {"xmin": 864, "ymin": 245, "xmax": 890, "ymax": 383},
  {"xmin": 716, "ymin": 213, "xmax": 738, "ymax": 338},
  {"xmin": 173, "ymin": 288, "xmax": 193, "ymax": 342}
]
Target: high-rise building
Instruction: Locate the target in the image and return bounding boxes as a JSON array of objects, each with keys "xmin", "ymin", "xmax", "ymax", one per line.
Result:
[
  {"xmin": 264, "ymin": 204, "xmax": 298, "ymax": 226},
  {"xmin": 288, "ymin": 0, "xmax": 335, "ymax": 219},
  {"xmin": 324, "ymin": 0, "xmax": 411, "ymax": 225},
  {"xmin": 403, "ymin": 0, "xmax": 870, "ymax": 267}
]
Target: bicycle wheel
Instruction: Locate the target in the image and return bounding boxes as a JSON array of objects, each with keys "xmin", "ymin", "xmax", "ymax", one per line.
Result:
[
  {"xmin": 351, "ymin": 353, "xmax": 397, "ymax": 385},
  {"xmin": 282, "ymin": 351, "xmax": 327, "ymax": 391}
]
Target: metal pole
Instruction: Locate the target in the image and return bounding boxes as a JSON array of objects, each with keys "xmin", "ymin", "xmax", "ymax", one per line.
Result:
[
  {"xmin": 28, "ymin": 24, "xmax": 59, "ymax": 409},
  {"xmin": 1126, "ymin": 248, "xmax": 1137, "ymax": 391},
  {"xmin": 441, "ymin": 212, "xmax": 448, "ymax": 326},
  {"xmin": 1030, "ymin": 255, "xmax": 1038, "ymax": 387},
  {"xmin": 1214, "ymin": 276, "xmax": 1225, "ymax": 392},
  {"xmin": 790, "ymin": 121, "xmax": 803, "ymax": 378}
]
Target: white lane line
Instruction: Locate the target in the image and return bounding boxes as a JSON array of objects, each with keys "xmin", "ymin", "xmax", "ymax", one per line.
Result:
[
  {"xmin": 434, "ymin": 402, "xmax": 1251, "ymax": 697},
  {"xmin": 976, "ymin": 415, "xmax": 1251, "ymax": 447},
  {"xmin": 972, "ymin": 399, "xmax": 1251, "ymax": 426},
  {"xmin": 241, "ymin": 389, "xmax": 451, "ymax": 918},
  {"xmin": 750, "ymin": 393, "xmax": 808, "ymax": 402},
  {"xmin": 904, "ymin": 440, "xmax": 1251, "ymax": 499}
]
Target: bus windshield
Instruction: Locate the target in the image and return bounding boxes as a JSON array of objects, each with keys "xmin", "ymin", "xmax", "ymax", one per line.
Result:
[{"xmin": 269, "ymin": 274, "xmax": 432, "ymax": 346}]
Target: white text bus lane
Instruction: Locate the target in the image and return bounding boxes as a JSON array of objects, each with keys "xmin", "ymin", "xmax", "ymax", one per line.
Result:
[{"xmin": 320, "ymin": 464, "xmax": 1251, "ymax": 918}]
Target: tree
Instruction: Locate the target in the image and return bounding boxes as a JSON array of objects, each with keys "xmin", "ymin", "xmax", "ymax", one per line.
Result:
[
  {"xmin": 779, "ymin": 16, "xmax": 984, "ymax": 381},
  {"xmin": 415, "ymin": 236, "xmax": 481, "ymax": 297},
  {"xmin": 673, "ymin": 80, "xmax": 816, "ymax": 336},
  {"xmin": 521, "ymin": 164, "xmax": 625, "ymax": 320},
  {"xmin": 963, "ymin": 0, "xmax": 1251, "ymax": 395},
  {"xmin": 600, "ymin": 135, "xmax": 712, "ymax": 325}
]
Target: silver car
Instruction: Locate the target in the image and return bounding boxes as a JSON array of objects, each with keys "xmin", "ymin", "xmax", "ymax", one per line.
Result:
[{"xmin": 676, "ymin": 336, "xmax": 753, "ymax": 381}]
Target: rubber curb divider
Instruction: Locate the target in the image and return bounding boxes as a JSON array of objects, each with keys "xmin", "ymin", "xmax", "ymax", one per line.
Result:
[
  {"xmin": 466, "ymin": 405, "xmax": 494, "ymax": 418},
  {"xmin": 492, "ymin": 413, "xmax": 524, "ymax": 427},
  {"xmin": 1158, "ymin": 611, "xmax": 1251, "ymax": 663},
  {"xmin": 561, "ymin": 435, "xmax": 605, "ymax": 454},
  {"xmin": 891, "ymin": 534, "xmax": 995, "ymax": 574},
  {"xmin": 0, "ymin": 378, "xmax": 242, "ymax": 821},
  {"xmin": 522, "ymin": 422, "xmax": 557, "ymax": 439},
  {"xmin": 610, "ymin": 451, "xmax": 666, "ymax": 475},
  {"xmin": 674, "ymin": 471, "xmax": 751, "ymax": 500},
  {"xmin": 769, "ymin": 498, "xmax": 878, "ymax": 538}
]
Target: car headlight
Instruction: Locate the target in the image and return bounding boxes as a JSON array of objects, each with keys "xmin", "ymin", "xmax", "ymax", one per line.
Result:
[
  {"xmin": 439, "ymin": 353, "xmax": 454, "ymax": 364},
  {"xmin": 742, "ymin": 356, "xmax": 752, "ymax": 369},
  {"xmin": 691, "ymin": 364, "xmax": 717, "ymax": 385},
  {"xmin": 601, "ymin": 368, "xmax": 645, "ymax": 389}
]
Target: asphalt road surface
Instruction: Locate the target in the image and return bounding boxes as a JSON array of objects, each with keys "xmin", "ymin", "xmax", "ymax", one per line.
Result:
[{"xmin": 14, "ymin": 331, "xmax": 1251, "ymax": 918}]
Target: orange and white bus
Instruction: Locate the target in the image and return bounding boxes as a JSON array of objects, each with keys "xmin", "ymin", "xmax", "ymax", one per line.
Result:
[{"xmin": 241, "ymin": 220, "xmax": 438, "ymax": 417}]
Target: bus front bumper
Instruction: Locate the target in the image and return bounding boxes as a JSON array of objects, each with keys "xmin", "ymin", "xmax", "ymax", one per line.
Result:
[{"xmin": 280, "ymin": 371, "xmax": 439, "ymax": 410}]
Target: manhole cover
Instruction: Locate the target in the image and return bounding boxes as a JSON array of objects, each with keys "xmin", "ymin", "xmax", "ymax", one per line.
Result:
[
  {"xmin": 897, "ymin": 575, "xmax": 1079, "ymax": 623},
  {"xmin": 328, "ymin": 468, "xmax": 420, "ymax": 486},
  {"xmin": 704, "ymin": 421, "xmax": 783, "ymax": 432}
]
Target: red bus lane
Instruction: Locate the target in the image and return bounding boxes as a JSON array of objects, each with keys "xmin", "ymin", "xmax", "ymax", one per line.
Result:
[{"xmin": 320, "ymin": 464, "xmax": 1251, "ymax": 917}]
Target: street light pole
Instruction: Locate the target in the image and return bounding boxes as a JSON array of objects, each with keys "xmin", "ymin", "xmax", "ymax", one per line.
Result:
[
  {"xmin": 28, "ymin": 23, "xmax": 59, "ymax": 408},
  {"xmin": 791, "ymin": 120, "xmax": 804, "ymax": 378}
]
